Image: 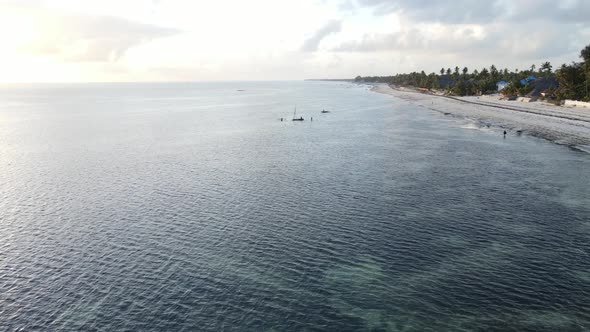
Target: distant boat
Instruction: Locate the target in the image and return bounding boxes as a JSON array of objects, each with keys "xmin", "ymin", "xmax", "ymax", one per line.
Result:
[
  {"xmin": 292, "ymin": 107, "xmax": 304, "ymax": 121},
  {"xmin": 321, "ymin": 109, "xmax": 330, "ymax": 113}
]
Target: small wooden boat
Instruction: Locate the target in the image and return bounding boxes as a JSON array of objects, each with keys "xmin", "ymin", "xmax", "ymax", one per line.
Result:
[{"xmin": 292, "ymin": 107, "xmax": 304, "ymax": 121}]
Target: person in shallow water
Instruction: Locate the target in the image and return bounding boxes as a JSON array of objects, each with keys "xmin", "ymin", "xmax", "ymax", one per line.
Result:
[{"xmin": 504, "ymin": 130, "xmax": 507, "ymax": 136}]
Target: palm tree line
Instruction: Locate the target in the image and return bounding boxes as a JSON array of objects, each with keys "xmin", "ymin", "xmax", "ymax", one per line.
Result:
[{"xmin": 355, "ymin": 44, "xmax": 590, "ymax": 102}]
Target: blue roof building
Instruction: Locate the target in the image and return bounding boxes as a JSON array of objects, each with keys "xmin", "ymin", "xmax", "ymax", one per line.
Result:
[
  {"xmin": 497, "ymin": 80, "xmax": 509, "ymax": 91},
  {"xmin": 520, "ymin": 76, "xmax": 537, "ymax": 85}
]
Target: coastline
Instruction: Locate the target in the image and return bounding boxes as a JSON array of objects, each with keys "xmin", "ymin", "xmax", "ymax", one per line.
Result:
[{"xmin": 371, "ymin": 84, "xmax": 590, "ymax": 151}]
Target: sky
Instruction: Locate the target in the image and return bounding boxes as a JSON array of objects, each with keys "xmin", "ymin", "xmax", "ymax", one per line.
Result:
[{"xmin": 0, "ymin": 0, "xmax": 589, "ymax": 82}]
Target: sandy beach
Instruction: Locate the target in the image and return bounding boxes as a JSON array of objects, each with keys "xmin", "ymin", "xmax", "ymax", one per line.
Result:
[{"xmin": 372, "ymin": 84, "xmax": 590, "ymax": 151}]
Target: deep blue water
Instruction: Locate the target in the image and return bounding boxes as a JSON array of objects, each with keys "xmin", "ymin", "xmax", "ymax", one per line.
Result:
[{"xmin": 1, "ymin": 81, "xmax": 589, "ymax": 331}]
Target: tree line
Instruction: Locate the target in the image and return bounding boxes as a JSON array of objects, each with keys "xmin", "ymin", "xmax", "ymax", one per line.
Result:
[{"xmin": 355, "ymin": 44, "xmax": 590, "ymax": 102}]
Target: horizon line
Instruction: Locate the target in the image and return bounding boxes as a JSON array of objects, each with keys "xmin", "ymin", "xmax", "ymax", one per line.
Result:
[{"xmin": 0, "ymin": 79, "xmax": 358, "ymax": 85}]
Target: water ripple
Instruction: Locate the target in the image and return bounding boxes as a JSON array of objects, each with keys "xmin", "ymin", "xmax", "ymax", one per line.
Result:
[{"xmin": 1, "ymin": 82, "xmax": 589, "ymax": 331}]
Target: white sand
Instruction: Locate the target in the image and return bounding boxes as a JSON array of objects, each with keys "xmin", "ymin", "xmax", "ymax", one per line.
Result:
[{"xmin": 372, "ymin": 84, "xmax": 590, "ymax": 150}]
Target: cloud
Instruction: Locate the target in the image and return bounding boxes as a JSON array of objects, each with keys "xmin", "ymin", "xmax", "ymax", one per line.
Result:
[
  {"xmin": 331, "ymin": 22, "xmax": 584, "ymax": 67},
  {"xmin": 333, "ymin": 22, "xmax": 497, "ymax": 53},
  {"xmin": 347, "ymin": 0, "xmax": 590, "ymax": 23},
  {"xmin": 16, "ymin": 7, "xmax": 180, "ymax": 62},
  {"xmin": 356, "ymin": 0, "xmax": 501, "ymax": 23},
  {"xmin": 331, "ymin": 0, "xmax": 590, "ymax": 71},
  {"xmin": 1, "ymin": 0, "xmax": 588, "ymax": 82},
  {"xmin": 301, "ymin": 20, "xmax": 342, "ymax": 52}
]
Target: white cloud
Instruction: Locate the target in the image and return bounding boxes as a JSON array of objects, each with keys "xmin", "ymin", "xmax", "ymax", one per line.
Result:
[
  {"xmin": 0, "ymin": 0, "xmax": 588, "ymax": 82},
  {"xmin": 12, "ymin": 7, "xmax": 180, "ymax": 62},
  {"xmin": 347, "ymin": 0, "xmax": 590, "ymax": 23},
  {"xmin": 301, "ymin": 20, "xmax": 342, "ymax": 52},
  {"xmin": 330, "ymin": 0, "xmax": 590, "ymax": 75}
]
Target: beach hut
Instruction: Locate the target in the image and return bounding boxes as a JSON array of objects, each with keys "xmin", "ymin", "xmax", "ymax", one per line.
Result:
[
  {"xmin": 520, "ymin": 76, "xmax": 537, "ymax": 85},
  {"xmin": 496, "ymin": 81, "xmax": 509, "ymax": 91}
]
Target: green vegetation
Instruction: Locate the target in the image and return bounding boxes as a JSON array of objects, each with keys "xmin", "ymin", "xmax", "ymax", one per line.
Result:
[{"xmin": 355, "ymin": 44, "xmax": 590, "ymax": 103}]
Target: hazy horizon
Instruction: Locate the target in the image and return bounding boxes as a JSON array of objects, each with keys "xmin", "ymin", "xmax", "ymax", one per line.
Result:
[
  {"xmin": 1, "ymin": 0, "xmax": 589, "ymax": 83},
  {"xmin": 0, "ymin": 79, "xmax": 355, "ymax": 86}
]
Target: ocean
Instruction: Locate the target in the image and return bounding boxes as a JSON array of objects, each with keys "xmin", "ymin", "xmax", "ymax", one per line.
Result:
[{"xmin": 1, "ymin": 81, "xmax": 589, "ymax": 331}]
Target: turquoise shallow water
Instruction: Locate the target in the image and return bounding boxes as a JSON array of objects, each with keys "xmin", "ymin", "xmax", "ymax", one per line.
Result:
[{"xmin": 1, "ymin": 81, "xmax": 589, "ymax": 331}]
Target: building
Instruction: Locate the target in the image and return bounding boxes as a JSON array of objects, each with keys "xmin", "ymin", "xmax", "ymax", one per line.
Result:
[
  {"xmin": 497, "ymin": 81, "xmax": 509, "ymax": 91},
  {"xmin": 520, "ymin": 76, "xmax": 537, "ymax": 85}
]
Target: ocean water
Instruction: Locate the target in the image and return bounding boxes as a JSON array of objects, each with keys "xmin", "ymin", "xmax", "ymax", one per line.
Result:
[{"xmin": 1, "ymin": 81, "xmax": 589, "ymax": 331}]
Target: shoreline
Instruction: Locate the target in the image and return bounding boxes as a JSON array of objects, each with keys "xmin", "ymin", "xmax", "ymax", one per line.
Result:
[{"xmin": 371, "ymin": 84, "xmax": 590, "ymax": 152}]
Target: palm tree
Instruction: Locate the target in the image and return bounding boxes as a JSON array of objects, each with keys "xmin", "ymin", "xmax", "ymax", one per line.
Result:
[
  {"xmin": 489, "ymin": 65, "xmax": 498, "ymax": 81},
  {"xmin": 462, "ymin": 67, "xmax": 469, "ymax": 79},
  {"xmin": 446, "ymin": 68, "xmax": 452, "ymax": 76},
  {"xmin": 453, "ymin": 66, "xmax": 460, "ymax": 81},
  {"xmin": 581, "ymin": 44, "xmax": 590, "ymax": 98},
  {"xmin": 581, "ymin": 44, "xmax": 590, "ymax": 63},
  {"xmin": 479, "ymin": 68, "xmax": 489, "ymax": 79},
  {"xmin": 530, "ymin": 64, "xmax": 536, "ymax": 73},
  {"xmin": 541, "ymin": 61, "xmax": 552, "ymax": 74},
  {"xmin": 440, "ymin": 68, "xmax": 445, "ymax": 76},
  {"xmin": 430, "ymin": 73, "xmax": 439, "ymax": 89}
]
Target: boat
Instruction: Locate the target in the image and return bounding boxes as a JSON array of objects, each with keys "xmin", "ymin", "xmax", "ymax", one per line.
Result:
[
  {"xmin": 321, "ymin": 109, "xmax": 330, "ymax": 113},
  {"xmin": 292, "ymin": 107, "xmax": 304, "ymax": 121}
]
